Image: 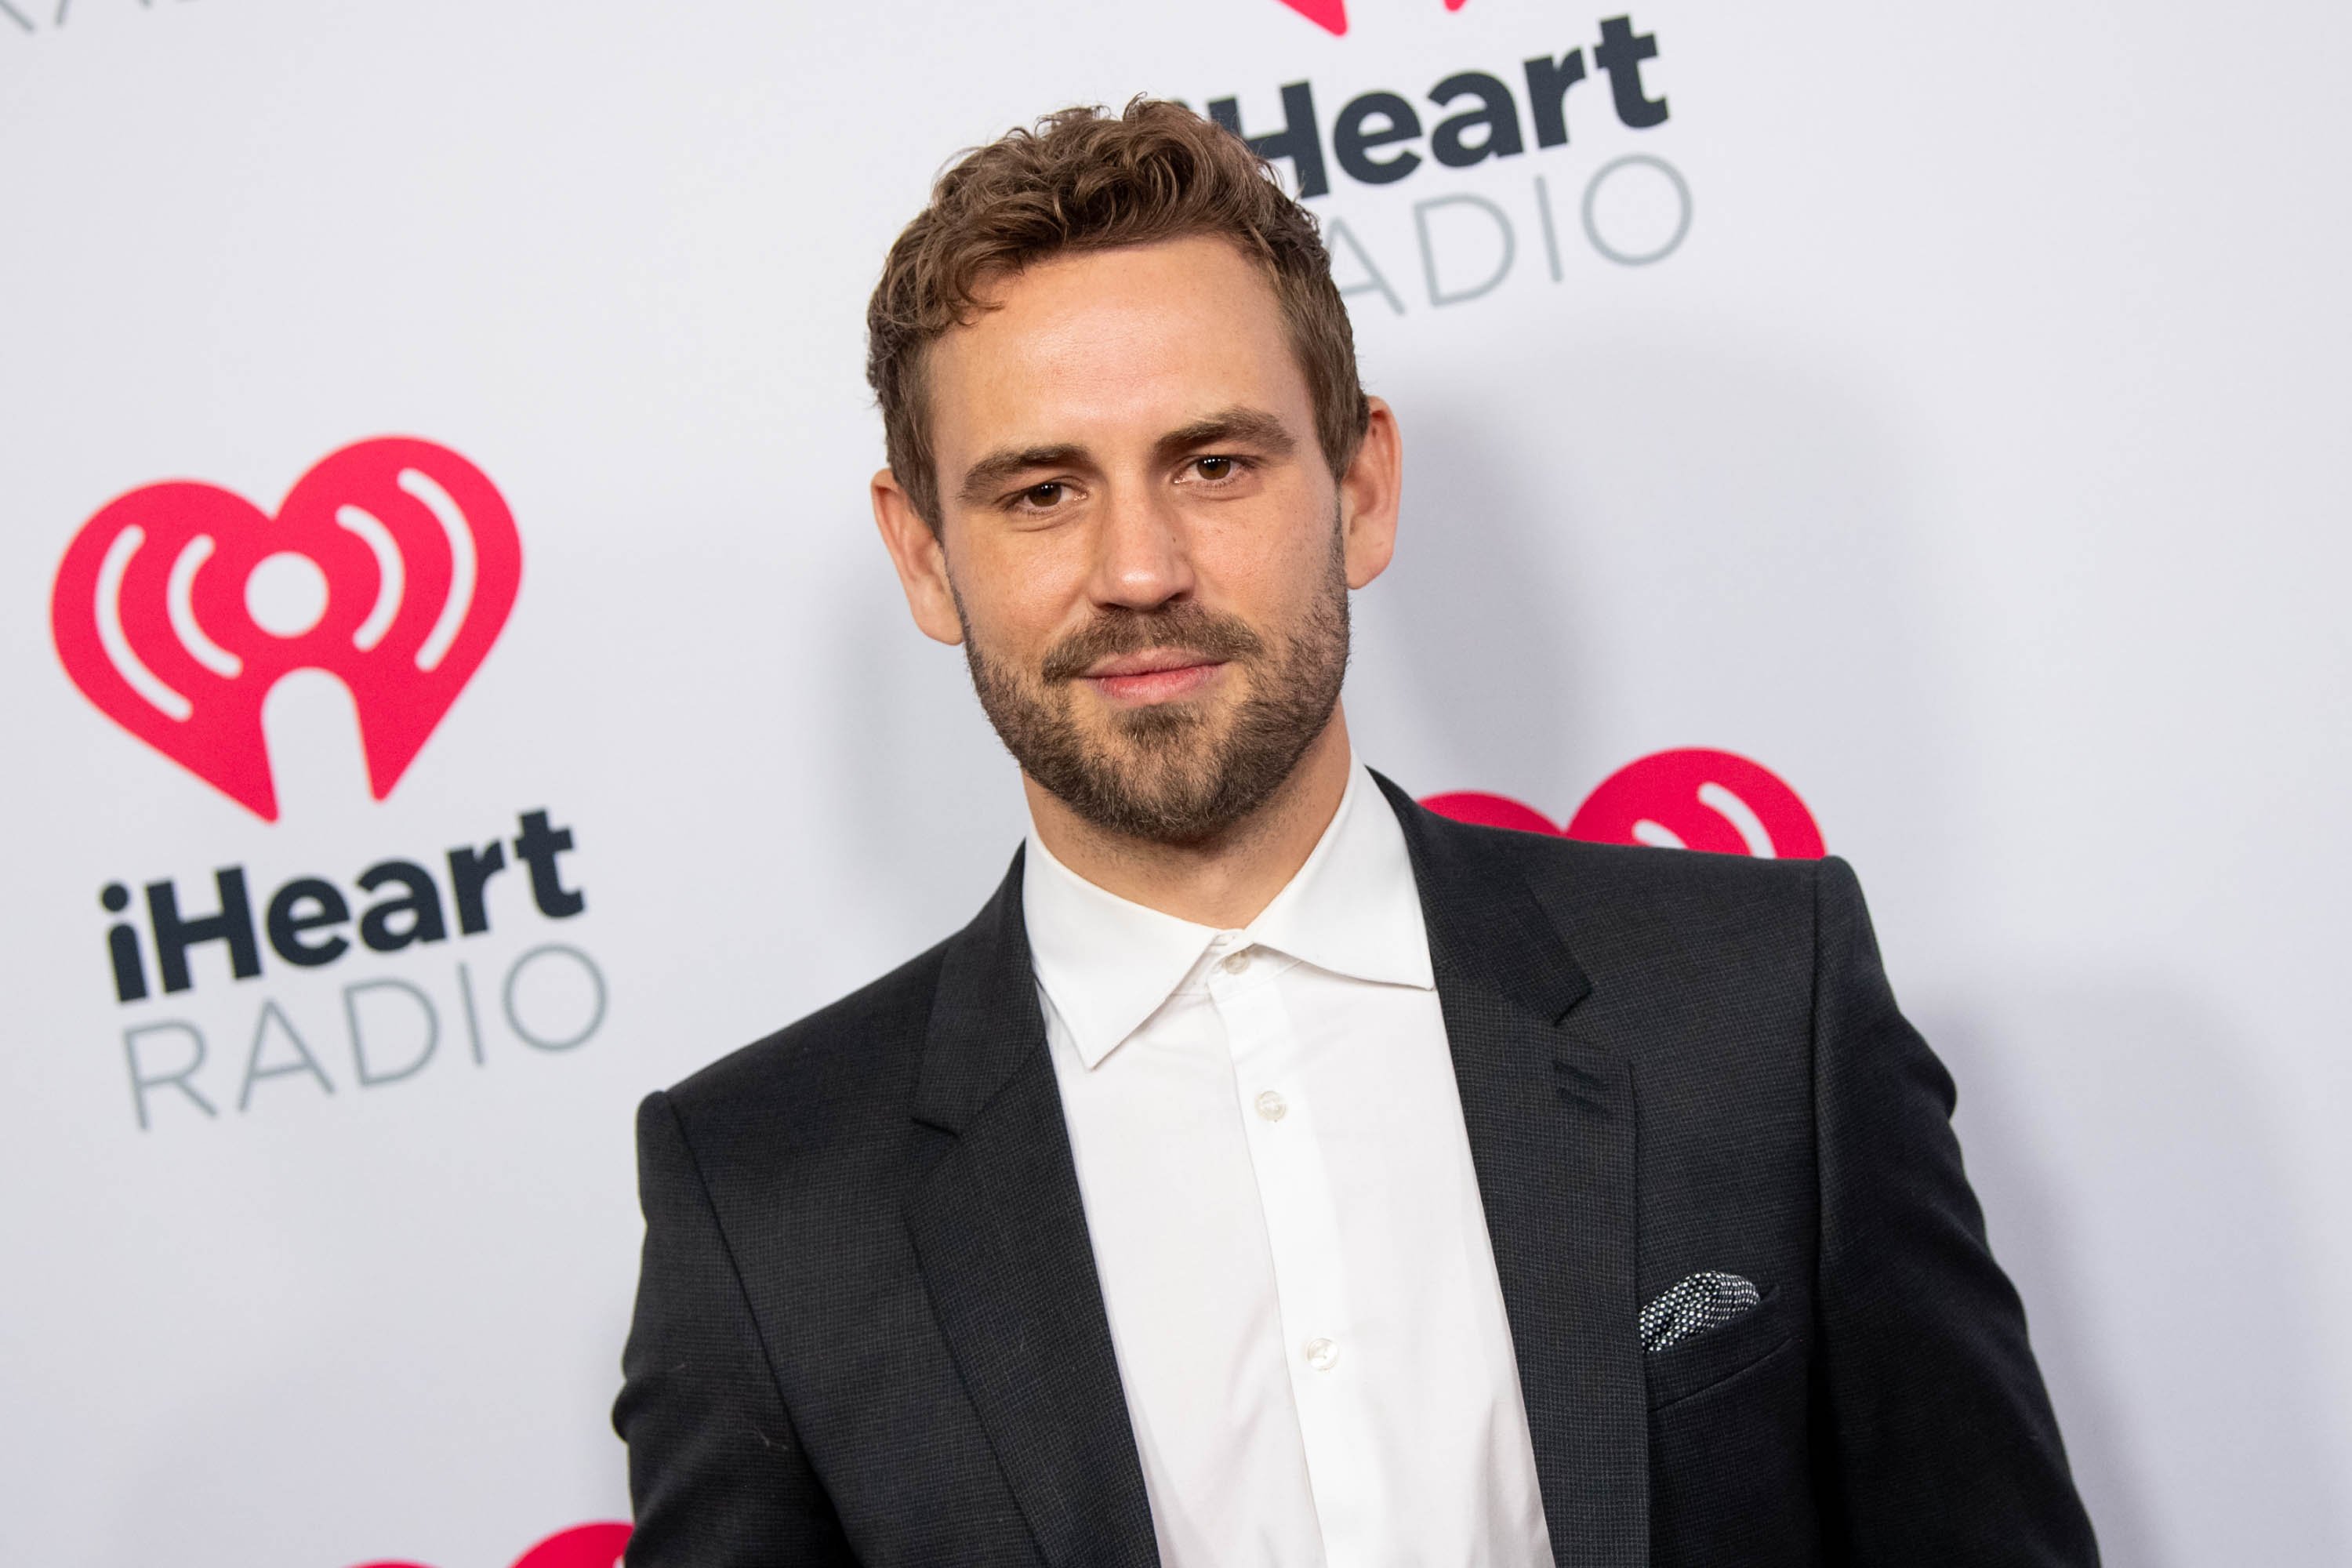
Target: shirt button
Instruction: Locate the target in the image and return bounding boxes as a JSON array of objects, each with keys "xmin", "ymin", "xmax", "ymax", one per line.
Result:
[
  {"xmin": 1254, "ymin": 1089, "xmax": 1287, "ymax": 1122},
  {"xmin": 1303, "ymin": 1337, "xmax": 1340, "ymax": 1372},
  {"xmin": 1220, "ymin": 949, "xmax": 1253, "ymax": 975}
]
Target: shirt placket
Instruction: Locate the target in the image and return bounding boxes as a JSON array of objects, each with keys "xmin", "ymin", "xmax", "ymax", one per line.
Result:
[{"xmin": 1206, "ymin": 936, "xmax": 1385, "ymax": 1565}]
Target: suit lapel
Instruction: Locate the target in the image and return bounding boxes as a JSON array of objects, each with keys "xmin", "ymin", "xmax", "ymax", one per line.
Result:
[
  {"xmin": 1376, "ymin": 773, "xmax": 1650, "ymax": 1567},
  {"xmin": 902, "ymin": 850, "xmax": 1160, "ymax": 1568}
]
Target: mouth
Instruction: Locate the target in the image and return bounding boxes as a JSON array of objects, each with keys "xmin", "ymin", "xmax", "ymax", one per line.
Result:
[{"xmin": 1078, "ymin": 649, "xmax": 1227, "ymax": 705}]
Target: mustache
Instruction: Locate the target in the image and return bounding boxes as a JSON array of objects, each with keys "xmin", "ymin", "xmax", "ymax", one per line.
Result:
[{"xmin": 1039, "ymin": 604, "xmax": 1268, "ymax": 684}]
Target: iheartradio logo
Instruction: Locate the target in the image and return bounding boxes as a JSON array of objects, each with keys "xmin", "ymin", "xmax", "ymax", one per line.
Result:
[
  {"xmin": 1424, "ymin": 748, "xmax": 1826, "ymax": 859},
  {"xmin": 50, "ymin": 438, "xmax": 521, "ymax": 822}
]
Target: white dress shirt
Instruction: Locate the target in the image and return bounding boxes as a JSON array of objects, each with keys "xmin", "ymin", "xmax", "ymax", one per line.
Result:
[{"xmin": 1022, "ymin": 761, "xmax": 1555, "ymax": 1568}]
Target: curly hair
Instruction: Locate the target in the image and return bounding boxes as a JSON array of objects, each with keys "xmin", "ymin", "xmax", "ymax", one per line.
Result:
[{"xmin": 866, "ymin": 97, "xmax": 1370, "ymax": 528}]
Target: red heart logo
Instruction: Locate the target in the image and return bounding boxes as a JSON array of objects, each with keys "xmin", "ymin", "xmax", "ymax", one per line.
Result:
[
  {"xmin": 1269, "ymin": 0, "xmax": 1472, "ymax": 37},
  {"xmin": 49, "ymin": 437, "xmax": 521, "ymax": 822},
  {"xmin": 1422, "ymin": 748, "xmax": 1827, "ymax": 859},
  {"xmin": 509, "ymin": 1523, "xmax": 631, "ymax": 1568},
  {"xmin": 349, "ymin": 1519, "xmax": 630, "ymax": 1568},
  {"xmin": 1272, "ymin": 0, "xmax": 1350, "ymax": 33}
]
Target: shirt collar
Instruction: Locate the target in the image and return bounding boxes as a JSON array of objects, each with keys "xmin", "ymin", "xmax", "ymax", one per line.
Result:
[{"xmin": 1022, "ymin": 759, "xmax": 1436, "ymax": 1070}]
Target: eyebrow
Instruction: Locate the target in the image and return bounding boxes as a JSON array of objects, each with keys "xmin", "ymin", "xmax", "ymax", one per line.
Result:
[
  {"xmin": 956, "ymin": 443, "xmax": 1091, "ymax": 506},
  {"xmin": 1152, "ymin": 407, "xmax": 1298, "ymax": 466},
  {"xmin": 953, "ymin": 406, "xmax": 1299, "ymax": 507}
]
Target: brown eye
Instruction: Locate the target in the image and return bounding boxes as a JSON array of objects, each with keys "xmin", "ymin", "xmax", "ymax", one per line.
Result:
[
  {"xmin": 1196, "ymin": 456, "xmax": 1234, "ymax": 480},
  {"xmin": 1023, "ymin": 482, "xmax": 1065, "ymax": 508}
]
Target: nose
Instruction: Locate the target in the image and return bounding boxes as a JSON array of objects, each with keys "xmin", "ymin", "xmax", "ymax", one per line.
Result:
[{"xmin": 1085, "ymin": 483, "xmax": 1195, "ymax": 613}]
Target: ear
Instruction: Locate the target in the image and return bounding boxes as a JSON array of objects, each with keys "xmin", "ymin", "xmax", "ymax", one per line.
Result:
[
  {"xmin": 1338, "ymin": 396, "xmax": 1402, "ymax": 590},
  {"xmin": 872, "ymin": 467, "xmax": 966, "ymax": 646}
]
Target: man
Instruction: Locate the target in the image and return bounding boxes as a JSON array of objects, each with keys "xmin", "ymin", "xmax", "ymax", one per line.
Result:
[{"xmin": 614, "ymin": 100, "xmax": 2098, "ymax": 1566}]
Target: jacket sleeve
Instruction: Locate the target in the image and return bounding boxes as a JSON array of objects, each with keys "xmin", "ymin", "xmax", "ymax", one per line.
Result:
[
  {"xmin": 1809, "ymin": 856, "xmax": 2100, "ymax": 1564},
  {"xmin": 614, "ymin": 1089, "xmax": 855, "ymax": 1566}
]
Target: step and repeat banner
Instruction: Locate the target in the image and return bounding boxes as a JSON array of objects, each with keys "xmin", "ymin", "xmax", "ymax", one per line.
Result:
[{"xmin": 4, "ymin": 2, "xmax": 2348, "ymax": 1563}]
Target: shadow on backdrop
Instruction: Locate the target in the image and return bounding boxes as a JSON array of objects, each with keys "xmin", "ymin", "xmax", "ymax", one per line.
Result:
[{"xmin": 1927, "ymin": 983, "xmax": 2352, "ymax": 1566}]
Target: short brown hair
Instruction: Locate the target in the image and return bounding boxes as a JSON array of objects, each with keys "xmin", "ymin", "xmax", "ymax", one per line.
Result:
[{"xmin": 866, "ymin": 98, "xmax": 1370, "ymax": 528}]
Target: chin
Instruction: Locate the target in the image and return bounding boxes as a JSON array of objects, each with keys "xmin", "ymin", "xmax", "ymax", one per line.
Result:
[{"xmin": 1098, "ymin": 701, "xmax": 1220, "ymax": 753}]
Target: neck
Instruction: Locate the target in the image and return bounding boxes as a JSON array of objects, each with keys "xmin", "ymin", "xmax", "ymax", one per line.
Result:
[{"xmin": 1023, "ymin": 707, "xmax": 1357, "ymax": 929}]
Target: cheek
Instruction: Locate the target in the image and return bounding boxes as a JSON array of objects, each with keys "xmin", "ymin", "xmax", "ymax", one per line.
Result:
[
  {"xmin": 1198, "ymin": 506, "xmax": 1339, "ymax": 626},
  {"xmin": 953, "ymin": 529, "xmax": 1091, "ymax": 652}
]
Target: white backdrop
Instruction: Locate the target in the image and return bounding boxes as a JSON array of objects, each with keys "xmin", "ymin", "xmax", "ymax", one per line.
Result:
[{"xmin": 4, "ymin": 2, "xmax": 2348, "ymax": 1563}]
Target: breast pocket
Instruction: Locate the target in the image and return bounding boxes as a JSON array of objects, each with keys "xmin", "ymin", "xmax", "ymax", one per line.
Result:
[
  {"xmin": 1644, "ymin": 1285, "xmax": 1817, "ymax": 1566},
  {"xmin": 1642, "ymin": 1283, "xmax": 1795, "ymax": 1411}
]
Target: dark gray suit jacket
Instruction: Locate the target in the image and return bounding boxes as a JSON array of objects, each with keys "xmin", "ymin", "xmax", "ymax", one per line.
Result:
[{"xmin": 615, "ymin": 775, "xmax": 2098, "ymax": 1566}]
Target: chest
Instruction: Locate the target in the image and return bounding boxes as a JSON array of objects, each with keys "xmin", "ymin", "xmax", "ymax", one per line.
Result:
[{"xmin": 1041, "ymin": 967, "xmax": 1550, "ymax": 1564}]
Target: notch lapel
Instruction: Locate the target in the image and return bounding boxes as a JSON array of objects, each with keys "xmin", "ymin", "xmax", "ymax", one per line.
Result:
[
  {"xmin": 903, "ymin": 851, "xmax": 1159, "ymax": 1568},
  {"xmin": 1375, "ymin": 773, "xmax": 1650, "ymax": 1567}
]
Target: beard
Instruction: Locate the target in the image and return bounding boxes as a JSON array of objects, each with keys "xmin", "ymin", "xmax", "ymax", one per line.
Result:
[{"xmin": 959, "ymin": 530, "xmax": 1350, "ymax": 847}]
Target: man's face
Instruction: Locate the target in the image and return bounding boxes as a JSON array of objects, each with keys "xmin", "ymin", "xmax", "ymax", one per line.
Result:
[{"xmin": 880, "ymin": 234, "xmax": 1395, "ymax": 844}]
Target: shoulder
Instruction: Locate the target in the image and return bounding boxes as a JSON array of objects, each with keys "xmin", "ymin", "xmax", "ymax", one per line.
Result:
[
  {"xmin": 652, "ymin": 937, "xmax": 950, "ymax": 1168},
  {"xmin": 1378, "ymin": 770, "xmax": 1831, "ymax": 944},
  {"xmin": 1446, "ymin": 808, "xmax": 1827, "ymax": 923},
  {"xmin": 1432, "ymin": 811, "xmax": 1837, "ymax": 1007}
]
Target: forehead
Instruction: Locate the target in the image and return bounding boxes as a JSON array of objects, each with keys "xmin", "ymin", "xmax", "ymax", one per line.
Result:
[{"xmin": 924, "ymin": 234, "xmax": 1313, "ymax": 461}]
